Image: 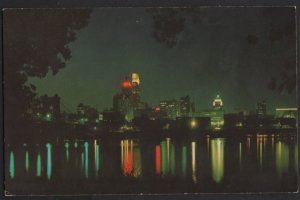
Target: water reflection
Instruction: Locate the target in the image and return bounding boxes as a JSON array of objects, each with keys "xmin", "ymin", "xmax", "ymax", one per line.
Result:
[
  {"xmin": 155, "ymin": 145, "xmax": 161, "ymax": 176},
  {"xmin": 46, "ymin": 143, "xmax": 52, "ymax": 179},
  {"xmin": 36, "ymin": 152, "xmax": 41, "ymax": 177},
  {"xmin": 65, "ymin": 142, "xmax": 69, "ymax": 161},
  {"xmin": 84, "ymin": 142, "xmax": 89, "ymax": 178},
  {"xmin": 120, "ymin": 140, "xmax": 141, "ymax": 178},
  {"xmin": 239, "ymin": 142, "xmax": 242, "ymax": 169},
  {"xmin": 181, "ymin": 145, "xmax": 187, "ymax": 178},
  {"xmin": 9, "ymin": 151, "xmax": 14, "ymax": 179},
  {"xmin": 191, "ymin": 141, "xmax": 197, "ymax": 183},
  {"xmin": 211, "ymin": 138, "xmax": 225, "ymax": 183},
  {"xmin": 25, "ymin": 151, "xmax": 29, "ymax": 173},
  {"xmin": 276, "ymin": 141, "xmax": 289, "ymax": 177},
  {"xmin": 94, "ymin": 140, "xmax": 100, "ymax": 178},
  {"xmin": 5, "ymin": 135, "xmax": 298, "ymax": 193},
  {"xmin": 159, "ymin": 138, "xmax": 175, "ymax": 177}
]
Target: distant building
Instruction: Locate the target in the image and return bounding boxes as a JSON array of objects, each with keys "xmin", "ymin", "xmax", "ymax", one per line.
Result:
[
  {"xmin": 113, "ymin": 73, "xmax": 147, "ymax": 122},
  {"xmin": 192, "ymin": 95, "xmax": 224, "ymax": 130},
  {"xmin": 159, "ymin": 95, "xmax": 194, "ymax": 120},
  {"xmin": 256, "ymin": 100, "xmax": 267, "ymax": 117},
  {"xmin": 213, "ymin": 95, "xmax": 223, "ymax": 110},
  {"xmin": 275, "ymin": 108, "xmax": 297, "ymax": 118},
  {"xmin": 179, "ymin": 95, "xmax": 193, "ymax": 117},
  {"xmin": 274, "ymin": 108, "xmax": 297, "ymax": 129},
  {"xmin": 159, "ymin": 99, "xmax": 180, "ymax": 120},
  {"xmin": 76, "ymin": 103, "xmax": 98, "ymax": 124}
]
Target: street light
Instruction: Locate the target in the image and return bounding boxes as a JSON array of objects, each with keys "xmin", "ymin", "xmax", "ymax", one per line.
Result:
[{"xmin": 190, "ymin": 119, "xmax": 198, "ymax": 129}]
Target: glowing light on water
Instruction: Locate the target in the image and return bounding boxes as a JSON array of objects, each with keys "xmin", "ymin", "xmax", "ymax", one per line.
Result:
[
  {"xmin": 94, "ymin": 140, "xmax": 97, "ymax": 167},
  {"xmin": 181, "ymin": 145, "xmax": 187, "ymax": 178},
  {"xmin": 133, "ymin": 144, "xmax": 142, "ymax": 178},
  {"xmin": 161, "ymin": 141, "xmax": 167, "ymax": 176},
  {"xmin": 155, "ymin": 145, "xmax": 161, "ymax": 175},
  {"xmin": 259, "ymin": 138, "xmax": 263, "ymax": 170},
  {"xmin": 46, "ymin": 143, "xmax": 52, "ymax": 180},
  {"xmin": 9, "ymin": 151, "xmax": 15, "ymax": 179},
  {"xmin": 94, "ymin": 140, "xmax": 100, "ymax": 177},
  {"xmin": 160, "ymin": 138, "xmax": 174, "ymax": 177},
  {"xmin": 191, "ymin": 141, "xmax": 197, "ymax": 183},
  {"xmin": 36, "ymin": 153, "xmax": 41, "ymax": 177},
  {"xmin": 65, "ymin": 142, "xmax": 69, "ymax": 161},
  {"xmin": 84, "ymin": 142, "xmax": 89, "ymax": 178},
  {"xmin": 276, "ymin": 141, "xmax": 289, "ymax": 178},
  {"xmin": 25, "ymin": 151, "xmax": 29, "ymax": 173},
  {"xmin": 211, "ymin": 138, "xmax": 225, "ymax": 183},
  {"xmin": 121, "ymin": 140, "xmax": 139, "ymax": 177},
  {"xmin": 239, "ymin": 142, "xmax": 242, "ymax": 169},
  {"xmin": 207, "ymin": 135, "xmax": 210, "ymax": 157},
  {"xmin": 74, "ymin": 141, "xmax": 78, "ymax": 148},
  {"xmin": 81, "ymin": 152, "xmax": 84, "ymax": 171},
  {"xmin": 246, "ymin": 136, "xmax": 251, "ymax": 152},
  {"xmin": 121, "ymin": 140, "xmax": 124, "ymax": 166},
  {"xmin": 166, "ymin": 138, "xmax": 170, "ymax": 173}
]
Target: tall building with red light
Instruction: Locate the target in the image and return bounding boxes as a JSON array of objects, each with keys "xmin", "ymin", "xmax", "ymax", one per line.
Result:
[
  {"xmin": 121, "ymin": 76, "xmax": 132, "ymax": 91},
  {"xmin": 113, "ymin": 73, "xmax": 147, "ymax": 122}
]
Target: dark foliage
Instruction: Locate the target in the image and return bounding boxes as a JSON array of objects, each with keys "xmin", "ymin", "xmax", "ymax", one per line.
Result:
[
  {"xmin": 3, "ymin": 9, "xmax": 92, "ymax": 132},
  {"xmin": 148, "ymin": 7, "xmax": 296, "ymax": 94}
]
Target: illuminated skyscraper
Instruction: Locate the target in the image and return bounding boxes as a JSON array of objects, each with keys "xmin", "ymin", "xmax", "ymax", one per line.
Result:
[
  {"xmin": 256, "ymin": 100, "xmax": 267, "ymax": 117},
  {"xmin": 131, "ymin": 73, "xmax": 141, "ymax": 108},
  {"xmin": 159, "ymin": 99, "xmax": 180, "ymax": 120},
  {"xmin": 131, "ymin": 73, "xmax": 140, "ymax": 87},
  {"xmin": 179, "ymin": 95, "xmax": 192, "ymax": 117},
  {"xmin": 213, "ymin": 95, "xmax": 223, "ymax": 110},
  {"xmin": 113, "ymin": 73, "xmax": 147, "ymax": 122},
  {"xmin": 275, "ymin": 108, "xmax": 297, "ymax": 118}
]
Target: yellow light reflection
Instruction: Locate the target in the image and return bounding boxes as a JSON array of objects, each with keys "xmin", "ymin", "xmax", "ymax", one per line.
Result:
[
  {"xmin": 211, "ymin": 138, "xmax": 225, "ymax": 183},
  {"xmin": 120, "ymin": 140, "xmax": 141, "ymax": 178},
  {"xmin": 276, "ymin": 141, "xmax": 289, "ymax": 178},
  {"xmin": 191, "ymin": 141, "xmax": 197, "ymax": 183}
]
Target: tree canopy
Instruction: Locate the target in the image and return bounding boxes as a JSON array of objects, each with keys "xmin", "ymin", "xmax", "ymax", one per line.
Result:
[
  {"xmin": 4, "ymin": 9, "xmax": 92, "ymax": 127},
  {"xmin": 148, "ymin": 7, "xmax": 296, "ymax": 94}
]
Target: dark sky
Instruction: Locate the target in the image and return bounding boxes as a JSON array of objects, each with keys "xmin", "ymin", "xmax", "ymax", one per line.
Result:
[{"xmin": 29, "ymin": 7, "xmax": 296, "ymax": 114}]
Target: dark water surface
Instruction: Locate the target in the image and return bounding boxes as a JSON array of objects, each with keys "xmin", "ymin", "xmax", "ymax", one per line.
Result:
[{"xmin": 5, "ymin": 133, "xmax": 298, "ymax": 195}]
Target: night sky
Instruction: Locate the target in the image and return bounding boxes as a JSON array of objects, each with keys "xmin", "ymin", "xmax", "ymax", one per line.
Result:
[{"xmin": 29, "ymin": 7, "xmax": 296, "ymax": 114}]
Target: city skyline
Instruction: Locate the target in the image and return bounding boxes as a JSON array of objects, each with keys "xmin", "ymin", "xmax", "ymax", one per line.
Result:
[
  {"xmin": 27, "ymin": 7, "xmax": 296, "ymax": 113},
  {"xmin": 3, "ymin": 7, "xmax": 298, "ymax": 195}
]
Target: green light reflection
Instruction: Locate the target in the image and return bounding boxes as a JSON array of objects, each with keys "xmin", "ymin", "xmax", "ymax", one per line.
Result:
[
  {"xmin": 46, "ymin": 143, "xmax": 52, "ymax": 180},
  {"xmin": 65, "ymin": 142, "xmax": 69, "ymax": 161},
  {"xmin": 9, "ymin": 151, "xmax": 15, "ymax": 179},
  {"xmin": 25, "ymin": 151, "xmax": 29, "ymax": 173},
  {"xmin": 36, "ymin": 153, "xmax": 41, "ymax": 177},
  {"xmin": 84, "ymin": 142, "xmax": 89, "ymax": 178}
]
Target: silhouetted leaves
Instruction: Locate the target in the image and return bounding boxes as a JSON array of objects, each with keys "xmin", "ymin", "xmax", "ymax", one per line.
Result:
[
  {"xmin": 148, "ymin": 7, "xmax": 296, "ymax": 94},
  {"xmin": 148, "ymin": 8, "xmax": 185, "ymax": 48},
  {"xmin": 4, "ymin": 9, "xmax": 92, "ymax": 124},
  {"xmin": 268, "ymin": 59, "xmax": 296, "ymax": 94}
]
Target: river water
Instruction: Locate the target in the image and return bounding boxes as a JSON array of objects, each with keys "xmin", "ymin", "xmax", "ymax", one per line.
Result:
[{"xmin": 4, "ymin": 133, "xmax": 298, "ymax": 195}]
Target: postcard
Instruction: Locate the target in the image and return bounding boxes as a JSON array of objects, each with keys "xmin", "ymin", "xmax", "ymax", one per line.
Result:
[{"xmin": 3, "ymin": 7, "xmax": 298, "ymax": 195}]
